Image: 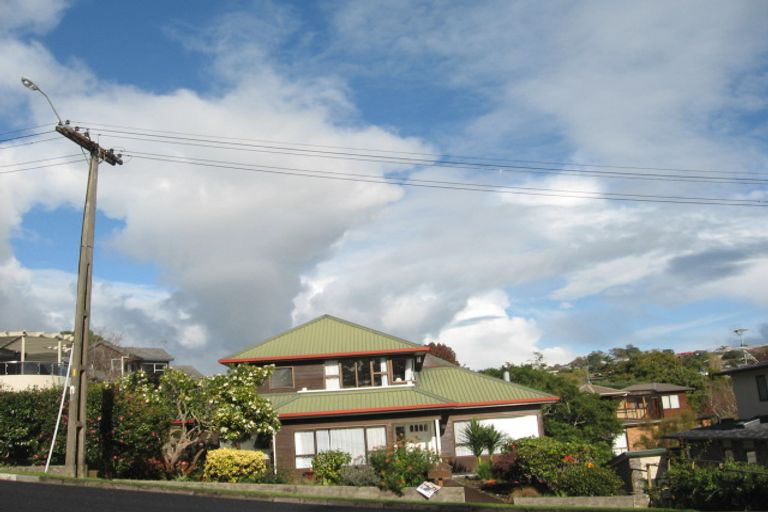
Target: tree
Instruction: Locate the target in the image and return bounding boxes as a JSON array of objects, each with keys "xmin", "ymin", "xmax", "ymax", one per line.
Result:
[
  {"xmin": 460, "ymin": 419, "xmax": 488, "ymax": 466},
  {"xmin": 484, "ymin": 364, "xmax": 623, "ymax": 450},
  {"xmin": 426, "ymin": 342, "xmax": 458, "ymax": 365},
  {"xmin": 118, "ymin": 365, "xmax": 280, "ymax": 477}
]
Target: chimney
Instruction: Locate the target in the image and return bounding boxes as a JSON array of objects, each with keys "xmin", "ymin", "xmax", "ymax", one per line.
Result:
[{"xmin": 503, "ymin": 369, "xmax": 510, "ymax": 382}]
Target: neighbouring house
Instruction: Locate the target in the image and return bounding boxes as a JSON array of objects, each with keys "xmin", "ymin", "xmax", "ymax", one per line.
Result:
[
  {"xmin": 715, "ymin": 360, "xmax": 768, "ymax": 420},
  {"xmin": 664, "ymin": 360, "xmax": 768, "ymax": 466},
  {"xmin": 89, "ymin": 339, "xmax": 174, "ymax": 380},
  {"xmin": 219, "ymin": 315, "xmax": 558, "ymax": 473},
  {"xmin": 581, "ymin": 382, "xmax": 693, "ymax": 454},
  {"xmin": 0, "ymin": 331, "xmax": 72, "ymax": 391}
]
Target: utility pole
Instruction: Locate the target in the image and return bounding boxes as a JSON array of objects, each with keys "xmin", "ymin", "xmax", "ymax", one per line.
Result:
[
  {"xmin": 21, "ymin": 78, "xmax": 122, "ymax": 478},
  {"xmin": 56, "ymin": 123, "xmax": 123, "ymax": 478}
]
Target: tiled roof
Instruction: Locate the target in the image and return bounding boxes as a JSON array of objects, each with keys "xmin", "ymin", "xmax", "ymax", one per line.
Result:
[
  {"xmin": 220, "ymin": 315, "xmax": 429, "ymax": 363},
  {"xmin": 265, "ymin": 366, "xmax": 558, "ymax": 419},
  {"xmin": 123, "ymin": 347, "xmax": 174, "ymax": 362},
  {"xmin": 715, "ymin": 360, "xmax": 768, "ymax": 376}
]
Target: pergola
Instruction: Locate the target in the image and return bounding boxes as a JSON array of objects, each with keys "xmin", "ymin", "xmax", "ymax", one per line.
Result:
[{"xmin": 0, "ymin": 331, "xmax": 74, "ymax": 366}]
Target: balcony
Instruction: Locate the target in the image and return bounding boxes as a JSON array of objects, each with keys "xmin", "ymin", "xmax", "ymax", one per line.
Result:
[
  {"xmin": 616, "ymin": 398, "xmax": 663, "ymax": 422},
  {"xmin": 0, "ymin": 361, "xmax": 68, "ymax": 391}
]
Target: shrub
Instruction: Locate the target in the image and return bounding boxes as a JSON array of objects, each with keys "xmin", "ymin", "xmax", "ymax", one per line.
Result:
[
  {"xmin": 554, "ymin": 463, "xmax": 623, "ymax": 496},
  {"xmin": 369, "ymin": 445, "xmax": 440, "ymax": 495},
  {"xmin": 653, "ymin": 460, "xmax": 768, "ymax": 510},
  {"xmin": 476, "ymin": 461, "xmax": 494, "ymax": 480},
  {"xmin": 502, "ymin": 436, "xmax": 616, "ymax": 495},
  {"xmin": 491, "ymin": 451, "xmax": 518, "ymax": 481},
  {"xmin": 312, "ymin": 450, "xmax": 352, "ymax": 485},
  {"xmin": 339, "ymin": 465, "xmax": 379, "ymax": 487},
  {"xmin": 202, "ymin": 448, "xmax": 269, "ymax": 483}
]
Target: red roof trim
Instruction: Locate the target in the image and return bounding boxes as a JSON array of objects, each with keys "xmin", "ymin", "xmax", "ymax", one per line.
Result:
[
  {"xmin": 219, "ymin": 347, "xmax": 430, "ymax": 365},
  {"xmin": 278, "ymin": 396, "xmax": 560, "ymax": 419}
]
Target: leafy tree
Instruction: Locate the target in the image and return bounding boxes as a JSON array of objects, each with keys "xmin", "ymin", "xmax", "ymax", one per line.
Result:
[
  {"xmin": 426, "ymin": 342, "xmax": 458, "ymax": 365},
  {"xmin": 482, "ymin": 364, "xmax": 622, "ymax": 449}
]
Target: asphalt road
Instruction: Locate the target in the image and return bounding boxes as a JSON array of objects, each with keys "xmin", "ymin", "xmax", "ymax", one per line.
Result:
[{"xmin": 0, "ymin": 480, "xmax": 409, "ymax": 512}]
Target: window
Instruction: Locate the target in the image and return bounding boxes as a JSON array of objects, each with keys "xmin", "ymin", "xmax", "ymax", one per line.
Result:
[
  {"xmin": 341, "ymin": 359, "xmax": 378, "ymax": 388},
  {"xmin": 391, "ymin": 358, "xmax": 414, "ymax": 383},
  {"xmin": 756, "ymin": 375, "xmax": 768, "ymax": 401},
  {"xmin": 294, "ymin": 426, "xmax": 386, "ymax": 468},
  {"xmin": 454, "ymin": 416, "xmax": 540, "ymax": 457},
  {"xmin": 661, "ymin": 394, "xmax": 680, "ymax": 409},
  {"xmin": 271, "ymin": 367, "xmax": 294, "ymax": 389},
  {"xmin": 110, "ymin": 358, "xmax": 123, "ymax": 372},
  {"xmin": 139, "ymin": 362, "xmax": 167, "ymax": 374}
]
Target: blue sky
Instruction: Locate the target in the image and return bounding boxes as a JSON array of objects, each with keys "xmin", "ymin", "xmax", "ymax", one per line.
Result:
[{"xmin": 1, "ymin": 0, "xmax": 767, "ymax": 374}]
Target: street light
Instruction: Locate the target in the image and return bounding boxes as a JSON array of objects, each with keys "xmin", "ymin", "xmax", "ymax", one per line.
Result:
[{"xmin": 21, "ymin": 77, "xmax": 63, "ymax": 124}]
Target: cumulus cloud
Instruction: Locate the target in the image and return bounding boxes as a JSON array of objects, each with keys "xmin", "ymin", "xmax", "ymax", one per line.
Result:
[
  {"xmin": 1, "ymin": 1, "xmax": 767, "ymax": 375},
  {"xmin": 425, "ymin": 290, "xmax": 574, "ymax": 369}
]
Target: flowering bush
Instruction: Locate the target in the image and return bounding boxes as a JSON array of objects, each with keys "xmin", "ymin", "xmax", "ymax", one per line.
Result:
[
  {"xmin": 202, "ymin": 448, "xmax": 269, "ymax": 483},
  {"xmin": 312, "ymin": 450, "xmax": 352, "ymax": 485},
  {"xmin": 502, "ymin": 437, "xmax": 617, "ymax": 495},
  {"xmin": 369, "ymin": 445, "xmax": 439, "ymax": 495}
]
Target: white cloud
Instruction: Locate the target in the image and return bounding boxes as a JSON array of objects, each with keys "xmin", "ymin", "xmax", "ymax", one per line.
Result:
[{"xmin": 426, "ymin": 290, "xmax": 574, "ymax": 369}]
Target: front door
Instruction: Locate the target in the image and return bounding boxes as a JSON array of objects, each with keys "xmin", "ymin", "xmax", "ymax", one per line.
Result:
[{"xmin": 395, "ymin": 421, "xmax": 436, "ymax": 452}]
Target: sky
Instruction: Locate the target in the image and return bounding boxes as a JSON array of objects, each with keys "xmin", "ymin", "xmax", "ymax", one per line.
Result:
[{"xmin": 1, "ymin": 0, "xmax": 767, "ymax": 374}]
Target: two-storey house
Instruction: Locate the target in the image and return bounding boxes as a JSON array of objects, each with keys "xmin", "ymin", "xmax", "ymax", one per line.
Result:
[
  {"xmin": 0, "ymin": 331, "xmax": 72, "ymax": 391},
  {"xmin": 219, "ymin": 315, "xmax": 558, "ymax": 473},
  {"xmin": 581, "ymin": 382, "xmax": 692, "ymax": 453}
]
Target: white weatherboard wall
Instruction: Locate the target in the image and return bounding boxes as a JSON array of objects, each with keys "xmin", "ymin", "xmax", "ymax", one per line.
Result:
[{"xmin": 454, "ymin": 415, "xmax": 539, "ymax": 456}]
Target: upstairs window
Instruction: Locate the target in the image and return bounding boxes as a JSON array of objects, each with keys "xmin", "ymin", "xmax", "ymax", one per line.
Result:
[
  {"xmin": 341, "ymin": 358, "xmax": 388, "ymax": 388},
  {"xmin": 271, "ymin": 367, "xmax": 294, "ymax": 389},
  {"xmin": 661, "ymin": 394, "xmax": 680, "ymax": 409},
  {"xmin": 756, "ymin": 375, "xmax": 768, "ymax": 402}
]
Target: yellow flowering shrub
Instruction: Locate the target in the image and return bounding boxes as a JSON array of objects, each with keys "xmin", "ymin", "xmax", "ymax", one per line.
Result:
[{"xmin": 203, "ymin": 448, "xmax": 269, "ymax": 483}]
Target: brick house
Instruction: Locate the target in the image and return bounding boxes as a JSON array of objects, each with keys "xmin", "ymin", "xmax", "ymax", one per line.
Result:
[{"xmin": 219, "ymin": 315, "xmax": 557, "ymax": 473}]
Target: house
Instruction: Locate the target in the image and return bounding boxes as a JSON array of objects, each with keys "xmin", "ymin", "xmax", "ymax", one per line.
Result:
[
  {"xmin": 581, "ymin": 382, "xmax": 693, "ymax": 454},
  {"xmin": 0, "ymin": 331, "xmax": 72, "ymax": 391},
  {"xmin": 219, "ymin": 315, "xmax": 558, "ymax": 473},
  {"xmin": 89, "ymin": 339, "xmax": 174, "ymax": 380},
  {"xmin": 664, "ymin": 361, "xmax": 768, "ymax": 466},
  {"xmin": 715, "ymin": 360, "xmax": 768, "ymax": 419}
]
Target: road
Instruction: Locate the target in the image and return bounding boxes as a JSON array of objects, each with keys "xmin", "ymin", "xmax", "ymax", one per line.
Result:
[{"xmin": 0, "ymin": 480, "xmax": 412, "ymax": 512}]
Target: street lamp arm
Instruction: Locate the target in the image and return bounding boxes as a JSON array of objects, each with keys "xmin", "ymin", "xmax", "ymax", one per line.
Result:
[{"xmin": 21, "ymin": 77, "xmax": 63, "ymax": 124}]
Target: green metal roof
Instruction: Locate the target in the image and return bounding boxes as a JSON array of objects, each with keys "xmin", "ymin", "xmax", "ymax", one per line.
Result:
[
  {"xmin": 418, "ymin": 366, "xmax": 559, "ymax": 404},
  {"xmin": 220, "ymin": 315, "xmax": 427, "ymax": 363},
  {"xmin": 265, "ymin": 366, "xmax": 558, "ymax": 418}
]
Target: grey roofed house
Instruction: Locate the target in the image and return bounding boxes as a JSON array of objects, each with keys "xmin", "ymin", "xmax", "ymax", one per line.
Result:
[
  {"xmin": 89, "ymin": 339, "xmax": 174, "ymax": 380},
  {"xmin": 666, "ymin": 418, "xmax": 768, "ymax": 466}
]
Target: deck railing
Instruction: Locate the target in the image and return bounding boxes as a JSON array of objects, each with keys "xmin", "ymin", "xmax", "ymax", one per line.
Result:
[{"xmin": 0, "ymin": 361, "xmax": 68, "ymax": 376}]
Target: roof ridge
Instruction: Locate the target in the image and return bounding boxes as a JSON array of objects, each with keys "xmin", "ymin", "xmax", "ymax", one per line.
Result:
[
  {"xmin": 423, "ymin": 365, "xmax": 558, "ymax": 399},
  {"xmin": 223, "ymin": 314, "xmax": 424, "ymax": 361}
]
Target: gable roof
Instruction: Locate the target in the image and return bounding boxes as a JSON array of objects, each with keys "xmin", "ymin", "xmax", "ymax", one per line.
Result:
[
  {"xmin": 94, "ymin": 340, "xmax": 173, "ymax": 362},
  {"xmin": 220, "ymin": 315, "xmax": 429, "ymax": 364},
  {"xmin": 265, "ymin": 365, "xmax": 558, "ymax": 419}
]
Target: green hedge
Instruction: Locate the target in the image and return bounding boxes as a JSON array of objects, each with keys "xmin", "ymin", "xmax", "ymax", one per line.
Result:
[{"xmin": 654, "ymin": 460, "xmax": 768, "ymax": 510}]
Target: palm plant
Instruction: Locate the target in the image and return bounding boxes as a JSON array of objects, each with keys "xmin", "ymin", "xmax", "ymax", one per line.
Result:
[
  {"xmin": 482, "ymin": 425, "xmax": 506, "ymax": 462},
  {"xmin": 460, "ymin": 419, "xmax": 488, "ymax": 466}
]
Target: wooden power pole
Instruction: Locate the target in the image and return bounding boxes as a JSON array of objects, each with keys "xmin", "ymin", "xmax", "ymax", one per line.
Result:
[{"xmin": 56, "ymin": 123, "xmax": 123, "ymax": 477}]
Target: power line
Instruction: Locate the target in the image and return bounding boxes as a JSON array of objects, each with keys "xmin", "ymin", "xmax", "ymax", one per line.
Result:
[
  {"xmin": 125, "ymin": 152, "xmax": 768, "ymax": 208},
  {"xmin": 0, "ymin": 135, "xmax": 62, "ymax": 150},
  {"xmin": 76, "ymin": 120, "xmax": 767, "ymax": 177},
  {"xmin": 0, "ymin": 124, "xmax": 54, "ymax": 138},
  {"xmin": 0, "ymin": 157, "xmax": 84, "ymax": 176},
  {"xmin": 0, "ymin": 130, "xmax": 56, "ymax": 145},
  {"xmin": 98, "ymin": 131, "xmax": 768, "ymax": 186},
  {"xmin": 0, "ymin": 154, "xmax": 82, "ymax": 168}
]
